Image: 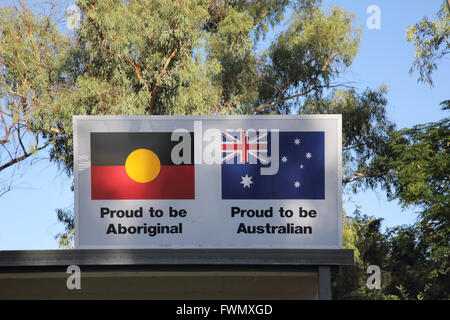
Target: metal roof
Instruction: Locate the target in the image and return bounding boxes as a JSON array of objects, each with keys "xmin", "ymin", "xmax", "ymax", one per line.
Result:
[{"xmin": 0, "ymin": 249, "xmax": 353, "ymax": 268}]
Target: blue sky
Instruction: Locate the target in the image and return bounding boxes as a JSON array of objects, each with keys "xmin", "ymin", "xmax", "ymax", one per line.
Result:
[
  {"xmin": 323, "ymin": 0, "xmax": 448, "ymax": 229},
  {"xmin": 0, "ymin": 0, "xmax": 448, "ymax": 250}
]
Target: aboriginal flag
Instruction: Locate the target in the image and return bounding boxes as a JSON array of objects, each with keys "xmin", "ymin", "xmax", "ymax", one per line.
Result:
[{"xmin": 90, "ymin": 132, "xmax": 194, "ymax": 200}]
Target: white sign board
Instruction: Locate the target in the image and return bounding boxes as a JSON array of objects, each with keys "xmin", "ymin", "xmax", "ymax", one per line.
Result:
[{"xmin": 74, "ymin": 115, "xmax": 342, "ymax": 249}]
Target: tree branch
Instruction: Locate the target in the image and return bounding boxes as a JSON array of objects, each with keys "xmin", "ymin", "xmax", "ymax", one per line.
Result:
[
  {"xmin": 229, "ymin": 36, "xmax": 237, "ymax": 53},
  {"xmin": 256, "ymin": 11, "xmax": 269, "ymax": 25},
  {"xmin": 342, "ymin": 172, "xmax": 366, "ymax": 184},
  {"xmin": 149, "ymin": 44, "xmax": 179, "ymax": 110},
  {"xmin": 125, "ymin": 56, "xmax": 149, "ymax": 92},
  {"xmin": 0, "ymin": 110, "xmax": 11, "ymax": 145},
  {"xmin": 17, "ymin": 125, "xmax": 27, "ymax": 155},
  {"xmin": 342, "ymin": 170, "xmax": 396, "ymax": 185},
  {"xmin": 0, "ymin": 142, "xmax": 49, "ymax": 172},
  {"xmin": 321, "ymin": 51, "xmax": 340, "ymax": 72},
  {"xmin": 249, "ymin": 86, "xmax": 316, "ymax": 114}
]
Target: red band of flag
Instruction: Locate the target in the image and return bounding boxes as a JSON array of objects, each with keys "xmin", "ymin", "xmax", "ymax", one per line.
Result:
[{"xmin": 91, "ymin": 165, "xmax": 195, "ymax": 200}]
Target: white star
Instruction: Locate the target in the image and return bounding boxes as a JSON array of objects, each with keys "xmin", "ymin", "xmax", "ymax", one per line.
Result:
[
  {"xmin": 294, "ymin": 181, "xmax": 301, "ymax": 188},
  {"xmin": 281, "ymin": 156, "xmax": 288, "ymax": 163},
  {"xmin": 300, "ymin": 164, "xmax": 304, "ymax": 169},
  {"xmin": 240, "ymin": 174, "xmax": 253, "ymax": 188},
  {"xmin": 305, "ymin": 152, "xmax": 312, "ymax": 159},
  {"xmin": 294, "ymin": 138, "xmax": 300, "ymax": 145}
]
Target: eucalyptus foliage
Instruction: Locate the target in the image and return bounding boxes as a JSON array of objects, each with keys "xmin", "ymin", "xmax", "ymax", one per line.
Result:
[
  {"xmin": 334, "ymin": 212, "xmax": 449, "ymax": 300},
  {"xmin": 407, "ymin": 0, "xmax": 449, "ymax": 87},
  {"xmin": 1, "ymin": 0, "xmax": 391, "ymax": 183},
  {"xmin": 1, "ymin": 0, "xmax": 394, "ymax": 249}
]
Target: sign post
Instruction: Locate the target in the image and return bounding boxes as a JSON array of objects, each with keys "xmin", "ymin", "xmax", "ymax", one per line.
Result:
[{"xmin": 73, "ymin": 115, "xmax": 342, "ymax": 250}]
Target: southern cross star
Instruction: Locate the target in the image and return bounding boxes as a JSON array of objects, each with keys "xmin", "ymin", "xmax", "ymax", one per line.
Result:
[{"xmin": 240, "ymin": 174, "xmax": 253, "ymax": 188}]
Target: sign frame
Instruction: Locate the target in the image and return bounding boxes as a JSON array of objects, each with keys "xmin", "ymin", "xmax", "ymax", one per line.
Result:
[{"xmin": 73, "ymin": 115, "xmax": 342, "ymax": 249}]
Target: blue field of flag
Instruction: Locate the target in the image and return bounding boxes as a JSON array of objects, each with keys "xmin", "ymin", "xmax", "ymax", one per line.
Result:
[{"xmin": 221, "ymin": 131, "xmax": 325, "ymax": 199}]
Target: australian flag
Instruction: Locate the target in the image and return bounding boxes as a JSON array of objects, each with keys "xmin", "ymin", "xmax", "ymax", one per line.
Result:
[{"xmin": 221, "ymin": 130, "xmax": 325, "ymax": 199}]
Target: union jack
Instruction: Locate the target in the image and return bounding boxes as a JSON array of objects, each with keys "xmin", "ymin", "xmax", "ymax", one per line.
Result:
[{"xmin": 221, "ymin": 130, "xmax": 269, "ymax": 164}]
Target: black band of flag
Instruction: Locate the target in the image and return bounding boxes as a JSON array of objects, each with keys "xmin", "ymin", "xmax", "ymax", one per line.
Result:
[{"xmin": 90, "ymin": 132, "xmax": 194, "ymax": 166}]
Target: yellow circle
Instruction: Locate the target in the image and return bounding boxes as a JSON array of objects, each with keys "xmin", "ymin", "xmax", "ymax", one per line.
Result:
[{"xmin": 125, "ymin": 149, "xmax": 161, "ymax": 183}]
